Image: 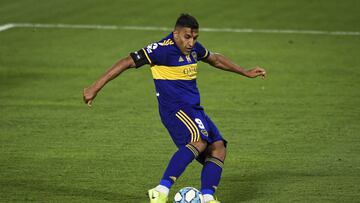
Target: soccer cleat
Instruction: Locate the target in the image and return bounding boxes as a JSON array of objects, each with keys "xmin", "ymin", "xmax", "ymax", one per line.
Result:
[
  {"xmin": 206, "ymin": 196, "xmax": 221, "ymax": 203},
  {"xmin": 207, "ymin": 200, "xmax": 221, "ymax": 203},
  {"xmin": 148, "ymin": 188, "xmax": 168, "ymax": 203}
]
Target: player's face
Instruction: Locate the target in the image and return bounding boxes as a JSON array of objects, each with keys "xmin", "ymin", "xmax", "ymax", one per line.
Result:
[{"xmin": 174, "ymin": 27, "xmax": 199, "ymax": 55}]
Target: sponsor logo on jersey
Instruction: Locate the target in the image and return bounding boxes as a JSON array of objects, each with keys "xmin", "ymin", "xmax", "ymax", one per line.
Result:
[
  {"xmin": 134, "ymin": 51, "xmax": 141, "ymax": 60},
  {"xmin": 178, "ymin": 56, "xmax": 184, "ymax": 62},
  {"xmin": 182, "ymin": 65, "xmax": 197, "ymax": 77},
  {"xmin": 159, "ymin": 39, "xmax": 174, "ymax": 46},
  {"xmin": 146, "ymin": 43, "xmax": 158, "ymax": 53}
]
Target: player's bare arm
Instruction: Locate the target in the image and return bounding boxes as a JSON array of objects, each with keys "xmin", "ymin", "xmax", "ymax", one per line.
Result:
[
  {"xmin": 83, "ymin": 56, "xmax": 136, "ymax": 106},
  {"xmin": 204, "ymin": 52, "xmax": 266, "ymax": 78}
]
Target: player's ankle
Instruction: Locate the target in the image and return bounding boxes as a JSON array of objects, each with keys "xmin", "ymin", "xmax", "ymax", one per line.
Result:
[
  {"xmin": 155, "ymin": 185, "xmax": 170, "ymax": 196},
  {"xmin": 203, "ymin": 194, "xmax": 215, "ymax": 202}
]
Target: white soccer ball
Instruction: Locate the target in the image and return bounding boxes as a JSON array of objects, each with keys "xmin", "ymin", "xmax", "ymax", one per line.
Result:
[{"xmin": 173, "ymin": 187, "xmax": 204, "ymax": 203}]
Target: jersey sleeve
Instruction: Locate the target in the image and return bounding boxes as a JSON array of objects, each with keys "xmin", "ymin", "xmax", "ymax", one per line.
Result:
[
  {"xmin": 195, "ymin": 41, "xmax": 210, "ymax": 61},
  {"xmin": 130, "ymin": 42, "xmax": 161, "ymax": 68}
]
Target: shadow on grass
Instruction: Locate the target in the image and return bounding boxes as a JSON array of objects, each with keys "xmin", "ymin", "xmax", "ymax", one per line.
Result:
[
  {"xmin": 222, "ymin": 174, "xmax": 258, "ymax": 202},
  {"xmin": 0, "ymin": 179, "xmax": 141, "ymax": 202},
  {"xmin": 222, "ymin": 170, "xmax": 316, "ymax": 202}
]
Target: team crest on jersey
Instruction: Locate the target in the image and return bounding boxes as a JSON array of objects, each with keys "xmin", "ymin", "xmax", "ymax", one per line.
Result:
[
  {"xmin": 146, "ymin": 43, "xmax": 158, "ymax": 53},
  {"xmin": 185, "ymin": 55, "xmax": 192, "ymax": 63},
  {"xmin": 191, "ymin": 52, "xmax": 197, "ymax": 61},
  {"xmin": 201, "ymin": 129, "xmax": 209, "ymax": 136},
  {"xmin": 159, "ymin": 39, "xmax": 174, "ymax": 46}
]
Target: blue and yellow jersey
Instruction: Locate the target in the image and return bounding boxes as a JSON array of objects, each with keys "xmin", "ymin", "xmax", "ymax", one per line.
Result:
[{"xmin": 130, "ymin": 32, "xmax": 210, "ymax": 115}]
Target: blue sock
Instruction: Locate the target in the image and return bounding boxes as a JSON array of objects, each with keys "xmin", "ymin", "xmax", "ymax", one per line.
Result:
[
  {"xmin": 201, "ymin": 156, "xmax": 224, "ymax": 195},
  {"xmin": 159, "ymin": 144, "xmax": 199, "ymax": 189}
]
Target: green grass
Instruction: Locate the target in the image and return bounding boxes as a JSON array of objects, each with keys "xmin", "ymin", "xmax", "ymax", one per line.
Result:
[{"xmin": 1, "ymin": 0, "xmax": 360, "ymax": 202}]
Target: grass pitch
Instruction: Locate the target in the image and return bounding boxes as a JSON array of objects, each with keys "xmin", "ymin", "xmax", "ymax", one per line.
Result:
[{"xmin": 1, "ymin": 0, "xmax": 360, "ymax": 202}]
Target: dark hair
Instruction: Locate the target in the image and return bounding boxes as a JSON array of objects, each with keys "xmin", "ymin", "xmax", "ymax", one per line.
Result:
[{"xmin": 175, "ymin": 13, "xmax": 199, "ymax": 29}]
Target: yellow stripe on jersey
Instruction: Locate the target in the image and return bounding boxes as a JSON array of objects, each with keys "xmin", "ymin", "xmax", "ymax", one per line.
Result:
[
  {"xmin": 176, "ymin": 113, "xmax": 196, "ymax": 142},
  {"xmin": 142, "ymin": 48, "xmax": 152, "ymax": 64},
  {"xmin": 179, "ymin": 110, "xmax": 200, "ymax": 142},
  {"xmin": 203, "ymin": 49, "xmax": 209, "ymax": 59},
  {"xmin": 151, "ymin": 64, "xmax": 198, "ymax": 80}
]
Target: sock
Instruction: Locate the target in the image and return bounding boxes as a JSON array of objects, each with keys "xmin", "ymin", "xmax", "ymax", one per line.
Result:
[
  {"xmin": 159, "ymin": 144, "xmax": 199, "ymax": 189},
  {"xmin": 155, "ymin": 184, "xmax": 170, "ymax": 196},
  {"xmin": 203, "ymin": 194, "xmax": 215, "ymax": 202},
  {"xmin": 201, "ymin": 156, "xmax": 224, "ymax": 196}
]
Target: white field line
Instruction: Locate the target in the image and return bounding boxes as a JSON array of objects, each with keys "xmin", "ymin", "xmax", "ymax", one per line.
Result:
[
  {"xmin": 1, "ymin": 22, "xmax": 360, "ymax": 36},
  {"xmin": 0, "ymin": 24, "xmax": 15, "ymax": 32}
]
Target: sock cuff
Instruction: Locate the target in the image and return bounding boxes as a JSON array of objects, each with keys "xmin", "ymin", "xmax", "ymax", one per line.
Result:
[
  {"xmin": 186, "ymin": 144, "xmax": 199, "ymax": 158},
  {"xmin": 155, "ymin": 184, "xmax": 170, "ymax": 196},
  {"xmin": 160, "ymin": 179, "xmax": 173, "ymax": 188},
  {"xmin": 205, "ymin": 156, "xmax": 224, "ymax": 168}
]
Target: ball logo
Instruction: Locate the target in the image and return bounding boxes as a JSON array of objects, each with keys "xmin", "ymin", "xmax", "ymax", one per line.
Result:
[{"xmin": 174, "ymin": 187, "xmax": 204, "ymax": 203}]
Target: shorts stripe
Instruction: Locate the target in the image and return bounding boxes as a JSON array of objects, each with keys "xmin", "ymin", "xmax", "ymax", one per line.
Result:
[
  {"xmin": 175, "ymin": 113, "xmax": 196, "ymax": 142},
  {"xmin": 178, "ymin": 110, "xmax": 200, "ymax": 142}
]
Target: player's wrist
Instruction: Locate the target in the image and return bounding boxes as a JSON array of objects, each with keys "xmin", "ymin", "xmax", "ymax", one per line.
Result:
[{"xmin": 243, "ymin": 70, "xmax": 253, "ymax": 78}]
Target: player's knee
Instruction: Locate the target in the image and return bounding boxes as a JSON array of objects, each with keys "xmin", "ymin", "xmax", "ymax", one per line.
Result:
[
  {"xmin": 209, "ymin": 141, "xmax": 226, "ymax": 162},
  {"xmin": 190, "ymin": 138, "xmax": 207, "ymax": 154}
]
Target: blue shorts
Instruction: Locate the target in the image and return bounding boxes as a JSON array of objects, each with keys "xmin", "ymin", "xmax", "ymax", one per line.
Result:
[{"xmin": 160, "ymin": 106, "xmax": 227, "ymax": 149}]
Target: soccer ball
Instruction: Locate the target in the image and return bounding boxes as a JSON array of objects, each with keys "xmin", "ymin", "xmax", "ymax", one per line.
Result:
[{"xmin": 173, "ymin": 187, "xmax": 205, "ymax": 203}]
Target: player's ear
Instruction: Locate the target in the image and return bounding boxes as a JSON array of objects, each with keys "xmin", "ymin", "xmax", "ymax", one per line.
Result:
[{"xmin": 173, "ymin": 30, "xmax": 179, "ymax": 39}]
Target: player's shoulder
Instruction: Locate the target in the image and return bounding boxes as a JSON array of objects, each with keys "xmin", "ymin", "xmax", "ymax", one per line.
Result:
[
  {"xmin": 144, "ymin": 33, "xmax": 176, "ymax": 54},
  {"xmin": 194, "ymin": 41, "xmax": 206, "ymax": 50},
  {"xmin": 193, "ymin": 41, "xmax": 209, "ymax": 61},
  {"xmin": 158, "ymin": 33, "xmax": 176, "ymax": 47},
  {"xmin": 155, "ymin": 33, "xmax": 177, "ymax": 52}
]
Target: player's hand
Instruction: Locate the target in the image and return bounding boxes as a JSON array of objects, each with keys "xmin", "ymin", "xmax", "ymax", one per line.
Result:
[
  {"xmin": 83, "ymin": 86, "xmax": 97, "ymax": 107},
  {"xmin": 245, "ymin": 67, "xmax": 266, "ymax": 78}
]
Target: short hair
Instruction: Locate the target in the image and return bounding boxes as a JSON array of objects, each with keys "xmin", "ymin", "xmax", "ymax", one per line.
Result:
[{"xmin": 175, "ymin": 13, "xmax": 199, "ymax": 29}]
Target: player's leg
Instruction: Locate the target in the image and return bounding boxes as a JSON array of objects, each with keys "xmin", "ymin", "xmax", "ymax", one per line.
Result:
[
  {"xmin": 159, "ymin": 138, "xmax": 207, "ymax": 191},
  {"xmin": 149, "ymin": 139, "xmax": 207, "ymax": 203},
  {"xmin": 149, "ymin": 108, "xmax": 207, "ymax": 203},
  {"xmin": 201, "ymin": 140, "xmax": 226, "ymax": 203},
  {"xmin": 198, "ymin": 112, "xmax": 226, "ymax": 203}
]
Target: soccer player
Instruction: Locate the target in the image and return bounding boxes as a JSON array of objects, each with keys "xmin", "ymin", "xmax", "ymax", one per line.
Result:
[{"xmin": 83, "ymin": 14, "xmax": 266, "ymax": 203}]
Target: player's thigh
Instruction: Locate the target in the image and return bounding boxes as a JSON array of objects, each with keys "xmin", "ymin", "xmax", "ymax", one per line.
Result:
[
  {"xmin": 204, "ymin": 114, "xmax": 226, "ymax": 143},
  {"xmin": 164, "ymin": 107, "xmax": 207, "ymax": 148},
  {"xmin": 174, "ymin": 108, "xmax": 210, "ymax": 148},
  {"xmin": 203, "ymin": 113, "xmax": 227, "ymax": 161}
]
